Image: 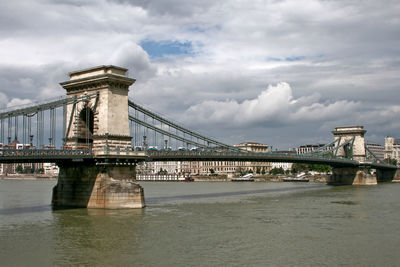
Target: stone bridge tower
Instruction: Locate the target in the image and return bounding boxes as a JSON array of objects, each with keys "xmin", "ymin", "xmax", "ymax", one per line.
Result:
[
  {"xmin": 329, "ymin": 126, "xmax": 376, "ymax": 185},
  {"xmin": 52, "ymin": 66, "xmax": 146, "ymax": 209},
  {"xmin": 332, "ymin": 126, "xmax": 366, "ymax": 162},
  {"xmin": 60, "ymin": 65, "xmax": 135, "ymax": 153}
]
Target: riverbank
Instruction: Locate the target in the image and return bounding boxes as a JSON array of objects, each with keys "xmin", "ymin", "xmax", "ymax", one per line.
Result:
[
  {"xmin": 0, "ymin": 174, "xmax": 329, "ymax": 182},
  {"xmin": 0, "ymin": 174, "xmax": 57, "ymax": 180},
  {"xmin": 192, "ymin": 174, "xmax": 329, "ymax": 183}
]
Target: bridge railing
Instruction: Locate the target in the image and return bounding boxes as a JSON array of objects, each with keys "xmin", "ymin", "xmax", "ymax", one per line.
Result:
[
  {"xmin": 94, "ymin": 145, "xmax": 147, "ymax": 157},
  {"xmin": 146, "ymin": 150, "xmax": 353, "ymax": 160},
  {"xmin": 0, "ymin": 148, "xmax": 92, "ymax": 157}
]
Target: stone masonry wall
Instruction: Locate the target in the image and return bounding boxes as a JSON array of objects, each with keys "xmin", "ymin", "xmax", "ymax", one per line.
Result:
[{"xmin": 52, "ymin": 162, "xmax": 145, "ymax": 209}]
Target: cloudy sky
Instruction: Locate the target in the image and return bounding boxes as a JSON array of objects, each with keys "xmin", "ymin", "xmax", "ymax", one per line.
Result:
[{"xmin": 0, "ymin": 0, "xmax": 399, "ymax": 149}]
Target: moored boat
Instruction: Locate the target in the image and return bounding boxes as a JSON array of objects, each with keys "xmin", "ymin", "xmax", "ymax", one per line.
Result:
[
  {"xmin": 137, "ymin": 174, "xmax": 194, "ymax": 182},
  {"xmin": 184, "ymin": 176, "xmax": 195, "ymax": 182},
  {"xmin": 283, "ymin": 177, "xmax": 309, "ymax": 182},
  {"xmin": 232, "ymin": 173, "xmax": 254, "ymax": 182},
  {"xmin": 283, "ymin": 173, "xmax": 309, "ymax": 182}
]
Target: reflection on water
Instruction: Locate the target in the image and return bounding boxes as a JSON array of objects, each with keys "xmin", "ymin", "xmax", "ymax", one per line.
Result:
[
  {"xmin": 0, "ymin": 205, "xmax": 52, "ymax": 215},
  {"xmin": 145, "ymin": 184, "xmax": 325, "ymax": 204},
  {"xmin": 331, "ymin": 200, "xmax": 360, "ymax": 205},
  {"xmin": 1, "ymin": 180, "xmax": 400, "ymax": 266}
]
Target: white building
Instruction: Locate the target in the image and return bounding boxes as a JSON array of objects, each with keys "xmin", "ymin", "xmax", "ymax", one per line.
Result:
[
  {"xmin": 138, "ymin": 142, "xmax": 273, "ymax": 175},
  {"xmin": 297, "ymin": 144, "xmax": 326, "ymax": 154},
  {"xmin": 152, "ymin": 161, "xmax": 184, "ymax": 174},
  {"xmin": 385, "ymin": 137, "xmax": 400, "ymax": 165},
  {"xmin": 296, "ymin": 143, "xmax": 337, "ymax": 155},
  {"xmin": 0, "ymin": 163, "xmax": 44, "ymax": 175},
  {"xmin": 271, "ymin": 162, "xmax": 293, "ymax": 171},
  {"xmin": 365, "ymin": 142, "xmax": 384, "ymax": 161},
  {"xmin": 43, "ymin": 163, "xmax": 59, "ymax": 175},
  {"xmin": 234, "ymin": 142, "xmax": 269, "ymax": 152},
  {"xmin": 136, "ymin": 161, "xmax": 154, "ymax": 174}
]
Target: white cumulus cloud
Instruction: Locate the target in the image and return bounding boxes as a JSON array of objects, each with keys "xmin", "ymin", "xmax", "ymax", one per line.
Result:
[
  {"xmin": 7, "ymin": 98, "xmax": 33, "ymax": 108},
  {"xmin": 183, "ymin": 82, "xmax": 360, "ymax": 128}
]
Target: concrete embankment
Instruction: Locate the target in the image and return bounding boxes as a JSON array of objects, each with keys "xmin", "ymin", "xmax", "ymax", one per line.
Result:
[
  {"xmin": 1, "ymin": 174, "xmax": 329, "ymax": 182},
  {"xmin": 0, "ymin": 174, "xmax": 57, "ymax": 180},
  {"xmin": 254, "ymin": 175, "xmax": 327, "ymax": 183},
  {"xmin": 193, "ymin": 174, "xmax": 329, "ymax": 183},
  {"xmin": 193, "ymin": 175, "xmax": 229, "ymax": 182}
]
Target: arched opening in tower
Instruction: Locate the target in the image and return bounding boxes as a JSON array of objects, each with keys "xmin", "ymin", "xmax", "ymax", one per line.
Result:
[{"xmin": 78, "ymin": 107, "xmax": 94, "ymax": 145}]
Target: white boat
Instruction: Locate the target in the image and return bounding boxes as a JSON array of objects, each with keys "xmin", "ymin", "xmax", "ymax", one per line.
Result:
[
  {"xmin": 283, "ymin": 173, "xmax": 309, "ymax": 182},
  {"xmin": 232, "ymin": 173, "xmax": 254, "ymax": 182},
  {"xmin": 136, "ymin": 174, "xmax": 194, "ymax": 182}
]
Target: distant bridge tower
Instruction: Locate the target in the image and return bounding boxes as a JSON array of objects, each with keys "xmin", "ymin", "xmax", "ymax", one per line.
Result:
[
  {"xmin": 329, "ymin": 126, "xmax": 376, "ymax": 185},
  {"xmin": 332, "ymin": 126, "xmax": 366, "ymax": 162},
  {"xmin": 60, "ymin": 65, "xmax": 135, "ymax": 152}
]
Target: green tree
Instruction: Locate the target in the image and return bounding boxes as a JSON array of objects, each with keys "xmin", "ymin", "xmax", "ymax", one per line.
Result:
[
  {"xmin": 309, "ymin": 164, "xmax": 332, "ymax": 173},
  {"xmin": 158, "ymin": 168, "xmax": 168, "ymax": 175},
  {"xmin": 23, "ymin": 166, "xmax": 33, "ymax": 174},
  {"xmin": 35, "ymin": 168, "xmax": 44, "ymax": 174},
  {"xmin": 384, "ymin": 157, "xmax": 398, "ymax": 166},
  {"xmin": 291, "ymin": 163, "xmax": 308, "ymax": 174},
  {"xmin": 236, "ymin": 167, "xmax": 245, "ymax": 176},
  {"xmin": 16, "ymin": 165, "xmax": 23, "ymax": 174},
  {"xmin": 270, "ymin": 167, "xmax": 284, "ymax": 175}
]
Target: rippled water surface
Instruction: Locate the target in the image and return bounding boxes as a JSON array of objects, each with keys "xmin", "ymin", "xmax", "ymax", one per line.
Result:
[{"xmin": 1, "ymin": 179, "xmax": 400, "ymax": 266}]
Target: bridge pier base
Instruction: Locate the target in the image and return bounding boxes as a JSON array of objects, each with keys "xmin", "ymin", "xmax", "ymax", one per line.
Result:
[
  {"xmin": 328, "ymin": 167, "xmax": 377, "ymax": 185},
  {"xmin": 376, "ymin": 168, "xmax": 400, "ymax": 182},
  {"xmin": 52, "ymin": 162, "xmax": 145, "ymax": 209}
]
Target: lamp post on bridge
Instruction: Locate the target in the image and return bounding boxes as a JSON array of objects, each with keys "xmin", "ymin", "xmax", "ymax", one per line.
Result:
[{"xmin": 143, "ymin": 136, "xmax": 147, "ymax": 150}]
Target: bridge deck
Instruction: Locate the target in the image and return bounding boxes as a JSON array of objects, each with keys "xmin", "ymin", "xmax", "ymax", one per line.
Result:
[
  {"xmin": 146, "ymin": 151, "xmax": 360, "ymax": 167},
  {"xmin": 0, "ymin": 149, "xmax": 396, "ymax": 170}
]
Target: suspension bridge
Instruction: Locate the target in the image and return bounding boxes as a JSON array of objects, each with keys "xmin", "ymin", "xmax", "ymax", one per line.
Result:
[{"xmin": 0, "ymin": 65, "xmax": 398, "ymax": 209}]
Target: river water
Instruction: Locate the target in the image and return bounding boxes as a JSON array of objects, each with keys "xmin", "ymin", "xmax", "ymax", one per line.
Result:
[{"xmin": 1, "ymin": 179, "xmax": 400, "ymax": 266}]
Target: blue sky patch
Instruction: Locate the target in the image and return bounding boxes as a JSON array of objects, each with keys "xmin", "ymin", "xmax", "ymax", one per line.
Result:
[
  {"xmin": 266, "ymin": 57, "xmax": 282, "ymax": 62},
  {"xmin": 285, "ymin": 56, "xmax": 305, "ymax": 61},
  {"xmin": 140, "ymin": 40, "xmax": 193, "ymax": 58},
  {"xmin": 267, "ymin": 56, "xmax": 305, "ymax": 62},
  {"xmin": 186, "ymin": 26, "xmax": 206, "ymax": 33}
]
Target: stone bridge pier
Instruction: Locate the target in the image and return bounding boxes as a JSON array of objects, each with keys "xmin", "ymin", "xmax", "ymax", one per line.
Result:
[
  {"xmin": 52, "ymin": 65, "xmax": 145, "ymax": 209},
  {"xmin": 376, "ymin": 168, "xmax": 400, "ymax": 182},
  {"xmin": 52, "ymin": 161, "xmax": 145, "ymax": 209},
  {"xmin": 328, "ymin": 166, "xmax": 377, "ymax": 185}
]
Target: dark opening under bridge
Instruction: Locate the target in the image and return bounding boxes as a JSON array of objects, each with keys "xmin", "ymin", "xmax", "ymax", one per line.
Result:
[{"xmin": 0, "ymin": 65, "xmax": 398, "ymax": 209}]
